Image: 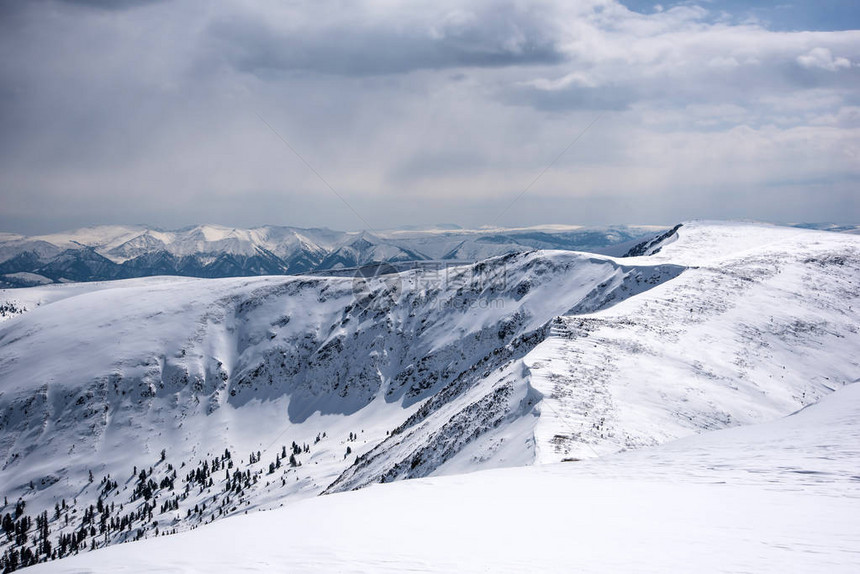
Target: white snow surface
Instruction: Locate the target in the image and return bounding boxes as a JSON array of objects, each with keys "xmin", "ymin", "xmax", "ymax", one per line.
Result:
[
  {"xmin": 0, "ymin": 248, "xmax": 681, "ymax": 537},
  {"xmin": 1, "ymin": 220, "xmax": 859, "ymax": 570},
  {"xmin": 527, "ymin": 220, "xmax": 860, "ymax": 461},
  {"xmin": 27, "ymin": 380, "xmax": 860, "ymax": 573}
]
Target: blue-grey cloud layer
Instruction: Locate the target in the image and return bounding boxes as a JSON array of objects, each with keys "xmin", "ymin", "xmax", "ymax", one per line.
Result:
[{"xmin": 0, "ymin": 0, "xmax": 858, "ymax": 233}]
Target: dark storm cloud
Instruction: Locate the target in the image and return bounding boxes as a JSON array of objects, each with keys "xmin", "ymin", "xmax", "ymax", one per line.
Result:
[
  {"xmin": 207, "ymin": 2, "xmax": 565, "ymax": 77},
  {"xmin": 57, "ymin": 0, "xmax": 168, "ymax": 9}
]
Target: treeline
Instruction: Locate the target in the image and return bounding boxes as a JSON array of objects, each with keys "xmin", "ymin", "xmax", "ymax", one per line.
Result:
[{"xmin": 0, "ymin": 429, "xmax": 349, "ymax": 573}]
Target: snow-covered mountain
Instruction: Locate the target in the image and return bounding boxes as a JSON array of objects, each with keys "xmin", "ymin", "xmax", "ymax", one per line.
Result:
[
  {"xmin": 0, "ymin": 221, "xmax": 858, "ymax": 570},
  {"xmin": 25, "ymin": 378, "xmax": 860, "ymax": 573},
  {"xmin": 0, "ymin": 224, "xmax": 662, "ymax": 287}
]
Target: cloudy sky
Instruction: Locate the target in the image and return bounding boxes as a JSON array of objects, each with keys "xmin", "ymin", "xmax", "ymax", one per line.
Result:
[{"xmin": 1, "ymin": 0, "xmax": 858, "ymax": 233}]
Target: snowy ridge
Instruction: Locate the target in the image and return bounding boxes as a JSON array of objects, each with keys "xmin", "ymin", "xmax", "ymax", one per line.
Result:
[
  {"xmin": 0, "ymin": 221, "xmax": 858, "ymax": 570},
  {"xmin": 324, "ymin": 260, "xmax": 685, "ymax": 492},
  {"xmin": 529, "ymin": 221, "xmax": 860, "ymax": 461},
  {"xmin": 0, "ymin": 249, "xmax": 682, "ymax": 568}
]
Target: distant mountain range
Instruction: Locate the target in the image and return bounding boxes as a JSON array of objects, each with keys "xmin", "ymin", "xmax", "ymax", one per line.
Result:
[{"xmin": 0, "ymin": 224, "xmax": 668, "ymax": 287}]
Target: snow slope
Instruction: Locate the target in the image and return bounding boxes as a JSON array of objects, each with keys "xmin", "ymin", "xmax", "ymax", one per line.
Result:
[
  {"xmin": 331, "ymin": 221, "xmax": 860, "ymax": 486},
  {"xmin": 0, "ymin": 248, "xmax": 682, "ymax": 567},
  {"xmin": 26, "ymin": 379, "xmax": 860, "ymax": 573},
  {"xmin": 0, "ymin": 221, "xmax": 858, "ymax": 570},
  {"xmin": 527, "ymin": 221, "xmax": 860, "ymax": 462}
]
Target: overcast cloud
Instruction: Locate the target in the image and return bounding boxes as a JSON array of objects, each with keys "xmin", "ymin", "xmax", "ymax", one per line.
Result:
[{"xmin": 0, "ymin": 0, "xmax": 858, "ymax": 233}]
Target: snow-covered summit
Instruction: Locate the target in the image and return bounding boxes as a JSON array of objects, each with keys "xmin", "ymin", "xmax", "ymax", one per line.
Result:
[{"xmin": 0, "ymin": 221, "xmax": 858, "ymax": 570}]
